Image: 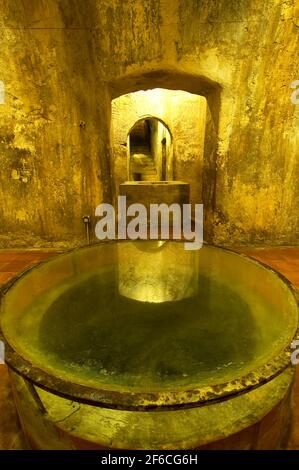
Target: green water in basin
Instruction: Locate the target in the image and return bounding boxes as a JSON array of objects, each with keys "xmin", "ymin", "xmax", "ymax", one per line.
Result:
[
  {"xmin": 37, "ymin": 274, "xmax": 259, "ymax": 389},
  {"xmin": 1, "ymin": 242, "xmax": 297, "ymax": 396}
]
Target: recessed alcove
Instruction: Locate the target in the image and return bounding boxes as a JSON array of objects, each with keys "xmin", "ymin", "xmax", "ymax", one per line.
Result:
[{"xmin": 109, "ymin": 71, "xmax": 220, "ymax": 240}]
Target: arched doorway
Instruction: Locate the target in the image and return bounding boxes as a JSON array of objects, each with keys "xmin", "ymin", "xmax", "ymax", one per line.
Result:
[
  {"xmin": 109, "ymin": 70, "xmax": 221, "ymax": 242},
  {"xmin": 128, "ymin": 117, "xmax": 173, "ymax": 181}
]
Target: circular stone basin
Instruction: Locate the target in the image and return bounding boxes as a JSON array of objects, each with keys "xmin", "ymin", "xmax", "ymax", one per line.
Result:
[{"xmin": 0, "ymin": 241, "xmax": 298, "ymax": 449}]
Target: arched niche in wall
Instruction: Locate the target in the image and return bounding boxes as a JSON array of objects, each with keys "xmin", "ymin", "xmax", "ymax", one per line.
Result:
[{"xmin": 127, "ymin": 116, "xmax": 173, "ymax": 182}]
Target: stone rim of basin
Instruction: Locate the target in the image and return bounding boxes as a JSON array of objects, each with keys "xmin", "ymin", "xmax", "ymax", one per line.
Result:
[{"xmin": 0, "ymin": 241, "xmax": 298, "ymax": 411}]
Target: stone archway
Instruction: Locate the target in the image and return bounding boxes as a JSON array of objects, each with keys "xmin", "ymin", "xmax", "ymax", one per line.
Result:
[
  {"xmin": 108, "ymin": 70, "xmax": 221, "ymax": 242},
  {"xmin": 127, "ymin": 116, "xmax": 173, "ymax": 182}
]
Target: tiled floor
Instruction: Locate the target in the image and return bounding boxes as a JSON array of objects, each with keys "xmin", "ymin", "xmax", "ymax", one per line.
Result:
[
  {"xmin": 239, "ymin": 247, "xmax": 299, "ymax": 291},
  {"xmin": 0, "ymin": 247, "xmax": 298, "ymax": 450}
]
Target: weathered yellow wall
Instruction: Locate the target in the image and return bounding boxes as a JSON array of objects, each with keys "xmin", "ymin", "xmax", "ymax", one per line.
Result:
[{"xmin": 0, "ymin": 0, "xmax": 298, "ymax": 246}]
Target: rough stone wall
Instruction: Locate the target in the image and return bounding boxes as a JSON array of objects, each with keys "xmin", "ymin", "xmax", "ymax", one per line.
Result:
[
  {"xmin": 0, "ymin": 0, "xmax": 111, "ymax": 247},
  {"xmin": 111, "ymin": 89, "xmax": 206, "ymax": 205},
  {"xmin": 0, "ymin": 0, "xmax": 298, "ymax": 246}
]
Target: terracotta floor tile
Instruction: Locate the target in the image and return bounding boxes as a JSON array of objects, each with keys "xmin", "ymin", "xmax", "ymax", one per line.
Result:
[
  {"xmin": 0, "ymin": 251, "xmax": 59, "ymax": 262},
  {"xmin": 1, "ymin": 260, "xmax": 34, "ymax": 272},
  {"xmin": 0, "ymin": 251, "xmax": 35, "ymax": 261},
  {"xmin": 0, "ymin": 262, "xmax": 9, "ymax": 271},
  {"xmin": 0, "ymin": 272, "xmax": 18, "ymax": 285}
]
